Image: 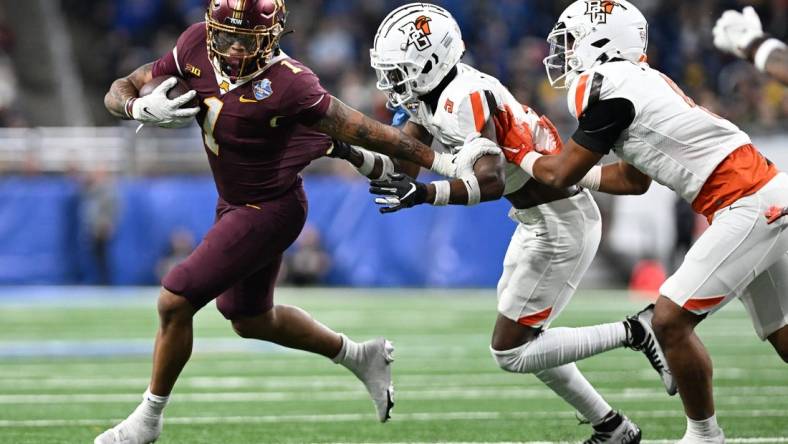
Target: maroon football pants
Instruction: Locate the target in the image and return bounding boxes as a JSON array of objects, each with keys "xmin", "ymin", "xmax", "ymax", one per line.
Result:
[{"xmin": 163, "ymin": 182, "xmax": 307, "ymax": 319}]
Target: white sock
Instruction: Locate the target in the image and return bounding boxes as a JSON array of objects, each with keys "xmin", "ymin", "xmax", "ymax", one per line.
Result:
[
  {"xmin": 331, "ymin": 334, "xmax": 362, "ymax": 367},
  {"xmin": 684, "ymin": 415, "xmax": 724, "ymax": 440},
  {"xmin": 535, "ymin": 363, "xmax": 613, "ymax": 426},
  {"xmin": 491, "ymin": 323, "xmax": 627, "ymax": 373},
  {"xmin": 140, "ymin": 388, "xmax": 169, "ymax": 418}
]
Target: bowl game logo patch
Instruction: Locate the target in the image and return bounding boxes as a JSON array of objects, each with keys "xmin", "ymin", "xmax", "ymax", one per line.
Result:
[{"xmin": 253, "ymin": 79, "xmax": 273, "ymax": 101}]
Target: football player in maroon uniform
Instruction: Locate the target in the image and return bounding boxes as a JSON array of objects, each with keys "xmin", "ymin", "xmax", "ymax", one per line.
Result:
[{"xmin": 96, "ymin": 1, "xmax": 483, "ymax": 442}]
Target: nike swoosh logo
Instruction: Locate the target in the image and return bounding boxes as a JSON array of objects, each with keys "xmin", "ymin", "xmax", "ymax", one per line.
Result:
[
  {"xmin": 142, "ymin": 107, "xmax": 156, "ymax": 117},
  {"xmin": 585, "ymin": 121, "xmax": 618, "ymax": 134},
  {"xmin": 239, "ymin": 96, "xmax": 258, "ymax": 103},
  {"xmin": 500, "ymin": 146, "xmax": 520, "ymax": 153},
  {"xmin": 270, "ymin": 116, "xmax": 284, "ymax": 127}
]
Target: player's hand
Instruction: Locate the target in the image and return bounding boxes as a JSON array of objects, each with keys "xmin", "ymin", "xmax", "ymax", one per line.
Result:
[
  {"xmin": 369, "ymin": 173, "xmax": 427, "ymax": 214},
  {"xmin": 452, "ymin": 132, "xmax": 504, "ymax": 178},
  {"xmin": 493, "ymin": 105, "xmax": 535, "ymax": 165},
  {"xmin": 326, "ymin": 138, "xmax": 353, "ymax": 160},
  {"xmin": 131, "ymin": 77, "xmax": 199, "ymax": 128},
  {"xmin": 534, "ymin": 115, "xmax": 563, "ymax": 155},
  {"xmin": 713, "ymin": 6, "xmax": 764, "ymax": 59},
  {"xmin": 766, "ymin": 206, "xmax": 788, "ymax": 225}
]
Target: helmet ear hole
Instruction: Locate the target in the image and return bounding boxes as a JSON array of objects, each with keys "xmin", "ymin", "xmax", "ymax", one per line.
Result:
[{"xmin": 422, "ymin": 53, "xmax": 440, "ymax": 75}]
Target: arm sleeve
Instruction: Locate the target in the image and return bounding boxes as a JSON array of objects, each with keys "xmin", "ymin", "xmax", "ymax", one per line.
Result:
[
  {"xmin": 281, "ymin": 69, "xmax": 331, "ymax": 126},
  {"xmin": 151, "ymin": 48, "xmax": 181, "ymax": 78},
  {"xmin": 570, "ymin": 98, "xmax": 635, "ymax": 155}
]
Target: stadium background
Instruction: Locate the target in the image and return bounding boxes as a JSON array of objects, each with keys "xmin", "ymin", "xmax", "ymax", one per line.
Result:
[
  {"xmin": 1, "ymin": 2, "xmax": 788, "ymax": 443},
  {"xmin": 0, "ymin": 0, "xmax": 786, "ymax": 288}
]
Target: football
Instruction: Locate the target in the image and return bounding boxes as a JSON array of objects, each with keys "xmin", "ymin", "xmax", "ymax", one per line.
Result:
[{"xmin": 139, "ymin": 76, "xmax": 198, "ymax": 108}]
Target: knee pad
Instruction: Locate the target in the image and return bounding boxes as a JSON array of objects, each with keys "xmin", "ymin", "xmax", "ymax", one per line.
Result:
[{"xmin": 490, "ymin": 343, "xmax": 533, "ymax": 373}]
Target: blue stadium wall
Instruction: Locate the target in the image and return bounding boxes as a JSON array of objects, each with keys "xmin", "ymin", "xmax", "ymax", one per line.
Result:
[{"xmin": 0, "ymin": 176, "xmax": 514, "ymax": 287}]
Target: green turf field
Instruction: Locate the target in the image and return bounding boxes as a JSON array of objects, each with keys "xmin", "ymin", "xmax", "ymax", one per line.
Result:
[{"xmin": 0, "ymin": 288, "xmax": 785, "ymax": 443}]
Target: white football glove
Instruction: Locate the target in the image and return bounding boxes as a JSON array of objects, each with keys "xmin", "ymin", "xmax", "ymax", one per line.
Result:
[
  {"xmin": 131, "ymin": 77, "xmax": 199, "ymax": 128},
  {"xmin": 713, "ymin": 6, "xmax": 764, "ymax": 59},
  {"xmin": 431, "ymin": 132, "xmax": 502, "ymax": 178},
  {"xmin": 454, "ymin": 132, "xmax": 504, "ymax": 178}
]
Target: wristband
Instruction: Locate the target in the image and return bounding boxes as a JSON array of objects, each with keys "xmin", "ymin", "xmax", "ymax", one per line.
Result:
[
  {"xmin": 124, "ymin": 98, "xmax": 137, "ymax": 119},
  {"xmin": 356, "ymin": 149, "xmax": 376, "ymax": 176},
  {"xmin": 520, "ymin": 151, "xmax": 542, "ymax": 176},
  {"xmin": 754, "ymin": 38, "xmax": 787, "ymax": 72},
  {"xmin": 577, "ymin": 165, "xmax": 602, "ymax": 191},
  {"xmin": 431, "ymin": 180, "xmax": 451, "ymax": 206},
  {"xmin": 374, "ymin": 154, "xmax": 395, "ymax": 181},
  {"xmin": 463, "ymin": 175, "xmax": 482, "ymax": 206}
]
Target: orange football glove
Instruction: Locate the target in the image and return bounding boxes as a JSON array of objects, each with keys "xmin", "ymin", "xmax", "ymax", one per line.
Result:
[
  {"xmin": 493, "ymin": 104, "xmax": 535, "ymax": 166},
  {"xmin": 535, "ymin": 115, "xmax": 563, "ymax": 155},
  {"xmin": 765, "ymin": 206, "xmax": 788, "ymax": 224}
]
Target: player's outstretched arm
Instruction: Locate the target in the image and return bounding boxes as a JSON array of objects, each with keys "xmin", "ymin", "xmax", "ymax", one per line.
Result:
[
  {"xmin": 313, "ymin": 96, "xmax": 463, "ymax": 177},
  {"xmin": 105, "ymin": 63, "xmax": 155, "ymax": 119},
  {"xmin": 327, "ymin": 121, "xmax": 428, "ymax": 180},
  {"xmin": 369, "ymin": 153, "xmax": 505, "ymax": 214},
  {"xmin": 713, "ymin": 6, "xmax": 788, "ymax": 85},
  {"xmin": 755, "ymin": 43, "xmax": 788, "ymax": 85},
  {"xmin": 490, "ymin": 136, "xmax": 650, "ymax": 196}
]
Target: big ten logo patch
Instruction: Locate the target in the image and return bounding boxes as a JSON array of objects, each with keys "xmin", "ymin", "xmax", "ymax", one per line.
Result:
[{"xmin": 399, "ymin": 15, "xmax": 433, "ymax": 51}]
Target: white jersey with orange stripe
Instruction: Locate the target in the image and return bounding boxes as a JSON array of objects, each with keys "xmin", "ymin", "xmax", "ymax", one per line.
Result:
[
  {"xmin": 405, "ymin": 63, "xmax": 555, "ymax": 195},
  {"xmin": 568, "ymin": 60, "xmax": 752, "ymax": 204}
]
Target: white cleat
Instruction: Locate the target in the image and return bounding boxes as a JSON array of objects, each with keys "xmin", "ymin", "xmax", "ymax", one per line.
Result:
[
  {"xmin": 94, "ymin": 404, "xmax": 162, "ymax": 444},
  {"xmin": 346, "ymin": 338, "xmax": 395, "ymax": 422},
  {"xmin": 584, "ymin": 414, "xmax": 641, "ymax": 444},
  {"xmin": 626, "ymin": 304, "xmax": 678, "ymax": 396}
]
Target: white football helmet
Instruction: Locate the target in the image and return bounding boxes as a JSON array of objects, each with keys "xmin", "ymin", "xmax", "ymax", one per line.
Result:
[
  {"xmin": 544, "ymin": 0, "xmax": 648, "ymax": 89},
  {"xmin": 370, "ymin": 3, "xmax": 465, "ymax": 107}
]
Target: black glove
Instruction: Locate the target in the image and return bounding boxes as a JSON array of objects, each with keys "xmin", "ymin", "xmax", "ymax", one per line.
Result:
[
  {"xmin": 326, "ymin": 138, "xmax": 353, "ymax": 160},
  {"xmin": 369, "ymin": 173, "xmax": 428, "ymax": 214}
]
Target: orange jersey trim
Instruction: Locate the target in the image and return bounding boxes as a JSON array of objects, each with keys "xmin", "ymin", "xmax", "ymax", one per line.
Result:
[
  {"xmin": 574, "ymin": 74, "xmax": 590, "ymax": 117},
  {"xmin": 692, "ymin": 144, "xmax": 779, "ymax": 222},
  {"xmin": 469, "ymin": 91, "xmax": 486, "ymax": 132},
  {"xmin": 683, "ymin": 296, "xmax": 726, "ymax": 312},
  {"xmin": 517, "ymin": 307, "xmax": 553, "ymax": 327}
]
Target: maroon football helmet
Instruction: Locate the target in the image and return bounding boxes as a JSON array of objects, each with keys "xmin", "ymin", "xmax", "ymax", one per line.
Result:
[{"xmin": 206, "ymin": 0, "xmax": 287, "ymax": 82}]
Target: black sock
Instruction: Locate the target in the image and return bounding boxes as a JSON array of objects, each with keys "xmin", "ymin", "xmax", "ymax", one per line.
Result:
[
  {"xmin": 625, "ymin": 318, "xmax": 646, "ymax": 347},
  {"xmin": 594, "ymin": 411, "xmax": 623, "ymax": 432}
]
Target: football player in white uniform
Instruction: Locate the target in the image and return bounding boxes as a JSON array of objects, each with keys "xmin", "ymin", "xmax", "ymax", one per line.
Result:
[
  {"xmin": 713, "ymin": 6, "xmax": 788, "ymax": 85},
  {"xmin": 468, "ymin": 1, "xmax": 788, "ymax": 442},
  {"xmin": 331, "ymin": 4, "xmax": 677, "ymax": 442}
]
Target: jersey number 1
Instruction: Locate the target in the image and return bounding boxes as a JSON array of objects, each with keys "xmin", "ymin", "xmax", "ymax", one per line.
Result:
[{"xmin": 202, "ymin": 97, "xmax": 224, "ymax": 156}]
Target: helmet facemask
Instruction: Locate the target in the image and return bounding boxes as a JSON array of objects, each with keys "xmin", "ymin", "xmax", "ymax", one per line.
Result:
[
  {"xmin": 543, "ymin": 23, "xmax": 586, "ymax": 90},
  {"xmin": 206, "ymin": 12, "xmax": 286, "ymax": 82},
  {"xmin": 371, "ymin": 51, "xmax": 424, "ymax": 108}
]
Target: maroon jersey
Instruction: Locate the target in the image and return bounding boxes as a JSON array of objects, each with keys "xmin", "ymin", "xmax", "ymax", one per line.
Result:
[{"xmin": 152, "ymin": 23, "xmax": 331, "ymax": 204}]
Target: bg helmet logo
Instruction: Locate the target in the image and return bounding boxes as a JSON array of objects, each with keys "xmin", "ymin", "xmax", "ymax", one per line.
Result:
[
  {"xmin": 585, "ymin": 1, "xmax": 627, "ymax": 24},
  {"xmin": 399, "ymin": 15, "xmax": 433, "ymax": 51}
]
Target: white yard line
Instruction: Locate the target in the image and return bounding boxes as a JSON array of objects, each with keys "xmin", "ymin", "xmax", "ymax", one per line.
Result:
[
  {"xmin": 2, "ymin": 410, "xmax": 787, "ymax": 428},
  {"xmin": 0, "ymin": 388, "xmax": 785, "ymax": 405}
]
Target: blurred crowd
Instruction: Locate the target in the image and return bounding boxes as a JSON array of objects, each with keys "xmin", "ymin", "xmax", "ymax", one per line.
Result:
[
  {"xmin": 0, "ymin": 4, "xmax": 23, "ymax": 127},
  {"xmin": 56, "ymin": 0, "xmax": 788, "ymax": 134}
]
